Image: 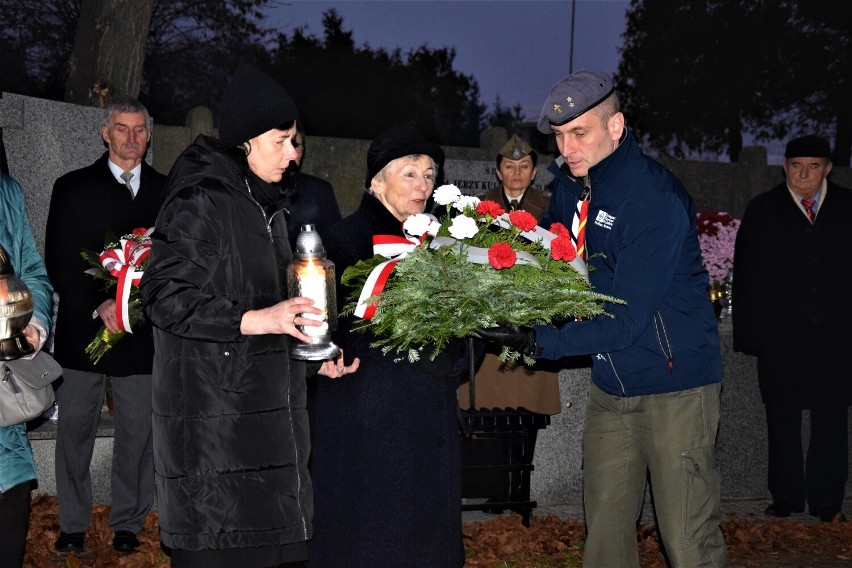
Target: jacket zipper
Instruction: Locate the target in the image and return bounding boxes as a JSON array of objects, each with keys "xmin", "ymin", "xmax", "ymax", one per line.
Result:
[
  {"xmin": 653, "ymin": 310, "xmax": 674, "ymax": 374},
  {"xmin": 286, "ymin": 371, "xmax": 309, "ymax": 538},
  {"xmin": 242, "ymin": 177, "xmax": 308, "ymax": 538},
  {"xmin": 242, "ymin": 178, "xmax": 289, "ymax": 243},
  {"xmin": 604, "ymin": 353, "xmax": 627, "ymax": 396},
  {"xmin": 603, "ymin": 310, "xmax": 675, "ymax": 397}
]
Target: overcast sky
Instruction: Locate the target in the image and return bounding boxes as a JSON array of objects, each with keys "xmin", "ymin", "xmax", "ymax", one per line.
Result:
[{"xmin": 265, "ymin": 0, "xmax": 631, "ymax": 122}]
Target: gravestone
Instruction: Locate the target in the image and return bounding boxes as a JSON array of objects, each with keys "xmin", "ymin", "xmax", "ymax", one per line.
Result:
[{"xmin": 443, "ymin": 158, "xmax": 555, "ymax": 197}]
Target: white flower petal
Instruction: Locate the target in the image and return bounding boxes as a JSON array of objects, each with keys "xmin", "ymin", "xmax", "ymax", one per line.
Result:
[
  {"xmin": 433, "ymin": 184, "xmax": 462, "ymax": 206},
  {"xmin": 453, "ymin": 195, "xmax": 481, "ymax": 212},
  {"xmin": 403, "ymin": 214, "xmax": 436, "ymax": 237},
  {"xmin": 425, "ymin": 218, "xmax": 441, "ymax": 236},
  {"xmin": 448, "ymin": 215, "xmax": 479, "ymax": 239}
]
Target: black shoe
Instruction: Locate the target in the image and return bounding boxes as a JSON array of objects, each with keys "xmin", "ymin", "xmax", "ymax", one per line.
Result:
[
  {"xmin": 764, "ymin": 502, "xmax": 804, "ymax": 518},
  {"xmin": 112, "ymin": 530, "xmax": 140, "ymax": 552},
  {"xmin": 811, "ymin": 511, "xmax": 847, "ymax": 523},
  {"xmin": 54, "ymin": 531, "xmax": 85, "ymax": 553},
  {"xmin": 482, "ymin": 497, "xmax": 506, "ymax": 515}
]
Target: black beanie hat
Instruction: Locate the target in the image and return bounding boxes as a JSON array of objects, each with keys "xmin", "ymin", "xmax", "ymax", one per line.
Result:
[
  {"xmin": 365, "ymin": 125, "xmax": 444, "ymax": 188},
  {"xmin": 785, "ymin": 135, "xmax": 831, "ymax": 159},
  {"xmin": 219, "ymin": 65, "xmax": 299, "ymax": 147}
]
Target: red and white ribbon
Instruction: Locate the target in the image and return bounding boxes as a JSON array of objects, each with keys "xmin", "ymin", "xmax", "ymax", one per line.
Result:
[
  {"xmin": 354, "ymin": 234, "xmax": 422, "ymax": 319},
  {"xmin": 98, "ymin": 238, "xmax": 151, "ymax": 332}
]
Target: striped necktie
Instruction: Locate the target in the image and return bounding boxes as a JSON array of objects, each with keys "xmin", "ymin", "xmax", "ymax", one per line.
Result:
[
  {"xmin": 570, "ymin": 176, "xmax": 591, "ymax": 258},
  {"xmin": 801, "ymin": 197, "xmax": 816, "ymax": 223}
]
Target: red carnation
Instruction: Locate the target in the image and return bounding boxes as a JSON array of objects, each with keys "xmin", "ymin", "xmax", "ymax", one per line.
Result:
[
  {"xmin": 131, "ymin": 227, "xmax": 148, "ymax": 236},
  {"xmin": 508, "ymin": 210, "xmax": 537, "ymax": 232},
  {"xmin": 549, "ymin": 222, "xmax": 570, "ymax": 238},
  {"xmin": 488, "ymin": 242, "xmax": 517, "ymax": 269},
  {"xmin": 476, "ymin": 200, "xmax": 505, "ymax": 217},
  {"xmin": 550, "ymin": 236, "xmax": 576, "ymax": 262}
]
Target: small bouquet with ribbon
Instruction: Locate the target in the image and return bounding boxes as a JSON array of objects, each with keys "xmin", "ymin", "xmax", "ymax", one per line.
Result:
[
  {"xmin": 341, "ymin": 184, "xmax": 623, "ymax": 363},
  {"xmin": 81, "ymin": 227, "xmax": 152, "ymax": 364}
]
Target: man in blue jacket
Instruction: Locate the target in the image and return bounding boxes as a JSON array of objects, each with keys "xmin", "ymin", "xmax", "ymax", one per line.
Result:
[{"xmin": 479, "ymin": 70, "xmax": 728, "ymax": 567}]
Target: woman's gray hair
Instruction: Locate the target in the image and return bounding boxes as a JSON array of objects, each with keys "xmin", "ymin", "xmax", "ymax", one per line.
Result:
[
  {"xmin": 101, "ymin": 99, "xmax": 153, "ymax": 132},
  {"xmin": 366, "ymin": 154, "xmax": 440, "ymax": 194}
]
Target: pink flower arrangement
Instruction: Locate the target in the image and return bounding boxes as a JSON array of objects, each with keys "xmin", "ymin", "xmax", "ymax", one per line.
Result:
[{"xmin": 696, "ymin": 211, "xmax": 740, "ymax": 285}]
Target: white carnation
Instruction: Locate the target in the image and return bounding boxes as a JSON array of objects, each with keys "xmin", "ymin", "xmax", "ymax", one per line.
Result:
[
  {"xmin": 424, "ymin": 217, "xmax": 441, "ymax": 237},
  {"xmin": 403, "ymin": 214, "xmax": 439, "ymax": 237},
  {"xmin": 453, "ymin": 195, "xmax": 481, "ymax": 212},
  {"xmin": 433, "ymin": 184, "xmax": 461, "ymax": 206},
  {"xmin": 448, "ymin": 215, "xmax": 479, "ymax": 240}
]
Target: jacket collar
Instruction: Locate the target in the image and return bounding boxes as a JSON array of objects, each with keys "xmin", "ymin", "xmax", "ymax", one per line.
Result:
[
  {"xmin": 358, "ymin": 191, "xmax": 406, "ymax": 236},
  {"xmin": 548, "ymin": 127, "xmax": 637, "ymax": 194}
]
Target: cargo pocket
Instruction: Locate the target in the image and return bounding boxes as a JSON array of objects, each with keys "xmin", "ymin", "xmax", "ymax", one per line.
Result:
[{"xmin": 680, "ymin": 445, "xmax": 721, "ymax": 544}]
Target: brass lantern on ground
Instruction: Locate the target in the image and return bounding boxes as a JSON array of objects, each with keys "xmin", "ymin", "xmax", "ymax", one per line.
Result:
[
  {"xmin": 0, "ymin": 243, "xmax": 35, "ymax": 361},
  {"xmin": 288, "ymin": 225, "xmax": 340, "ymax": 361}
]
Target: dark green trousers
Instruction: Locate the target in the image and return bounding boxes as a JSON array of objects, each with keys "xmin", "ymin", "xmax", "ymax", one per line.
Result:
[{"xmin": 582, "ymin": 382, "xmax": 729, "ymax": 567}]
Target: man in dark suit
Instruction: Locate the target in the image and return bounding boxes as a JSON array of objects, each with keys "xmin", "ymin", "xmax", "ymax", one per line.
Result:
[
  {"xmin": 284, "ymin": 122, "xmax": 342, "ymax": 249},
  {"xmin": 733, "ymin": 134, "xmax": 852, "ymax": 523},
  {"xmin": 45, "ymin": 99, "xmax": 166, "ymax": 553}
]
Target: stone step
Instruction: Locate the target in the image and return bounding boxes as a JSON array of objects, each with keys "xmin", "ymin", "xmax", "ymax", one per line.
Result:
[{"xmin": 27, "ymin": 409, "xmax": 116, "ymax": 505}]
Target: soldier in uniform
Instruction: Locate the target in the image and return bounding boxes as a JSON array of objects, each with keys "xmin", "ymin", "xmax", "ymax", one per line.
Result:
[
  {"xmin": 478, "ymin": 134, "xmax": 549, "ymax": 216},
  {"xmin": 459, "ymin": 134, "xmax": 562, "ymax": 513}
]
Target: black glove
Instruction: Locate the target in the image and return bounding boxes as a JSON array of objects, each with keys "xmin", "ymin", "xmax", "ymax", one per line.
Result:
[{"xmin": 473, "ymin": 325, "xmax": 537, "ymax": 356}]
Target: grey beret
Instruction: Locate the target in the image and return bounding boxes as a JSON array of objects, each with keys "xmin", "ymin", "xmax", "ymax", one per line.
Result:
[{"xmin": 537, "ymin": 69, "xmax": 614, "ymax": 134}]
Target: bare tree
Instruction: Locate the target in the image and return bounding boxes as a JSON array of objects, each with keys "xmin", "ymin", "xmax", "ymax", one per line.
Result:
[{"xmin": 64, "ymin": 0, "xmax": 155, "ymax": 106}]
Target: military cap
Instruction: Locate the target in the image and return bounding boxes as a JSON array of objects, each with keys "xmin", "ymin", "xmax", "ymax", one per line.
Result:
[
  {"xmin": 537, "ymin": 69, "xmax": 614, "ymax": 134},
  {"xmin": 499, "ymin": 134, "xmax": 533, "ymax": 161},
  {"xmin": 785, "ymin": 135, "xmax": 831, "ymax": 159}
]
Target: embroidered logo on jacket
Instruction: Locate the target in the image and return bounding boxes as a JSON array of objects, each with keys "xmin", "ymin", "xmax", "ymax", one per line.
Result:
[{"xmin": 594, "ymin": 210, "xmax": 616, "ymax": 229}]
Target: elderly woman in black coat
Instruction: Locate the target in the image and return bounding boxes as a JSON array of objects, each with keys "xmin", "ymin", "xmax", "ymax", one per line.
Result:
[
  {"xmin": 140, "ymin": 65, "xmax": 357, "ymax": 568},
  {"xmin": 308, "ymin": 126, "xmax": 466, "ymax": 567}
]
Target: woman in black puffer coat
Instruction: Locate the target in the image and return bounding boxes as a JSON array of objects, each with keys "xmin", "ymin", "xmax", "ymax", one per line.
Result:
[{"xmin": 140, "ymin": 65, "xmax": 357, "ymax": 568}]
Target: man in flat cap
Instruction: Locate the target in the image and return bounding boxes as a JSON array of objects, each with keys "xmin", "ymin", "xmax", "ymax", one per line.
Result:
[
  {"xmin": 477, "ymin": 69, "xmax": 729, "ymax": 565},
  {"xmin": 733, "ymin": 135, "xmax": 852, "ymax": 524}
]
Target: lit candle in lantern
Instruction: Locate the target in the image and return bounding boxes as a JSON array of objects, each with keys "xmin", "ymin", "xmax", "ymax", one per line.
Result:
[
  {"xmin": 295, "ymin": 257, "xmax": 328, "ymax": 338},
  {"xmin": 287, "ymin": 224, "xmax": 340, "ymax": 360}
]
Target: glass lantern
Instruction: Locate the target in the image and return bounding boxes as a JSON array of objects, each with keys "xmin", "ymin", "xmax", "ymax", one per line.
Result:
[
  {"xmin": 0, "ymin": 243, "xmax": 35, "ymax": 360},
  {"xmin": 287, "ymin": 224, "xmax": 340, "ymax": 361}
]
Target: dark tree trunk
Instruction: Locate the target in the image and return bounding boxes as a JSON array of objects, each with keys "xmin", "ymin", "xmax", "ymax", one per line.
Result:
[
  {"xmin": 64, "ymin": 0, "xmax": 154, "ymax": 107},
  {"xmin": 726, "ymin": 120, "xmax": 744, "ymax": 163},
  {"xmin": 834, "ymin": 85, "xmax": 852, "ymax": 167}
]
